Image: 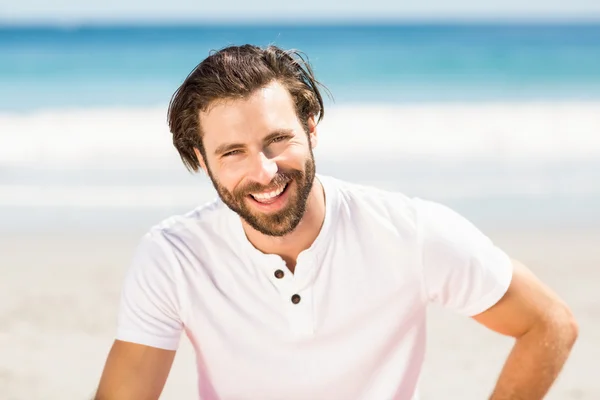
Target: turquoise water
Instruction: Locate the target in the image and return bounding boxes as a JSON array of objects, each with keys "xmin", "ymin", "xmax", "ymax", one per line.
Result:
[{"xmin": 2, "ymin": 23, "xmax": 600, "ymax": 110}]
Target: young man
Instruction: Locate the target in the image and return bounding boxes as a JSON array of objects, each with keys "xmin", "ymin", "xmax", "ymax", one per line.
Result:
[{"xmin": 95, "ymin": 45, "xmax": 578, "ymax": 399}]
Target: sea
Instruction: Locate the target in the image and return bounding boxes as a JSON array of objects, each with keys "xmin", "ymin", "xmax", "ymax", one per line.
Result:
[
  {"xmin": 2, "ymin": 23, "xmax": 600, "ymax": 109},
  {"xmin": 1, "ymin": 23, "xmax": 600, "ymax": 233}
]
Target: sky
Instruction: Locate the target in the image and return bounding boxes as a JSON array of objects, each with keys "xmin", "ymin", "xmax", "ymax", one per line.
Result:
[{"xmin": 2, "ymin": 0, "xmax": 600, "ymax": 24}]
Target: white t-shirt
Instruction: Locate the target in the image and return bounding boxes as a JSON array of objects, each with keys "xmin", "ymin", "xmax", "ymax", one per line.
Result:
[{"xmin": 116, "ymin": 175, "xmax": 512, "ymax": 400}]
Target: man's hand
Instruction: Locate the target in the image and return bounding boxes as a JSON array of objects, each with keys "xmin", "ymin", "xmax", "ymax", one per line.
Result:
[
  {"xmin": 472, "ymin": 259, "xmax": 579, "ymax": 400},
  {"xmin": 94, "ymin": 340, "xmax": 176, "ymax": 400}
]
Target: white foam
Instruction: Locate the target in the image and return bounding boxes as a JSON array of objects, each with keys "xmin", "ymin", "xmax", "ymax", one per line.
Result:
[
  {"xmin": 317, "ymin": 102, "xmax": 600, "ymax": 159},
  {"xmin": 0, "ymin": 107, "xmax": 177, "ymax": 168},
  {"xmin": 2, "ymin": 102, "xmax": 600, "ymax": 168}
]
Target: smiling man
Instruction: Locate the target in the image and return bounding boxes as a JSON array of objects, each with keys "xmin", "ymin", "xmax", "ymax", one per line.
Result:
[{"xmin": 95, "ymin": 45, "xmax": 578, "ymax": 400}]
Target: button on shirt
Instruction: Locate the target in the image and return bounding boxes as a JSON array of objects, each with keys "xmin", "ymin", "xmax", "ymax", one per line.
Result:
[{"xmin": 116, "ymin": 175, "xmax": 513, "ymax": 400}]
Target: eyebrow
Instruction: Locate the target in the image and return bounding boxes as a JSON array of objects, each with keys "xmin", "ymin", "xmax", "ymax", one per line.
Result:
[{"xmin": 213, "ymin": 129, "xmax": 294, "ymax": 156}]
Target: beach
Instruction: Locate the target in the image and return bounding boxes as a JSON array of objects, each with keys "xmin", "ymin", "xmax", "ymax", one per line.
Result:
[
  {"xmin": 1, "ymin": 227, "xmax": 598, "ymax": 399},
  {"xmin": 1, "ymin": 100, "xmax": 599, "ymax": 398}
]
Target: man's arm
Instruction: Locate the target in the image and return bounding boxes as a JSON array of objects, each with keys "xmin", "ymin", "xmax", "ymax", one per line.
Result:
[
  {"xmin": 94, "ymin": 340, "xmax": 176, "ymax": 400},
  {"xmin": 472, "ymin": 259, "xmax": 579, "ymax": 400}
]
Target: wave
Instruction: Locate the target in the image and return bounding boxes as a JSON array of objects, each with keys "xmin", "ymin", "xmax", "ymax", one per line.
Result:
[{"xmin": 2, "ymin": 102, "xmax": 600, "ymax": 170}]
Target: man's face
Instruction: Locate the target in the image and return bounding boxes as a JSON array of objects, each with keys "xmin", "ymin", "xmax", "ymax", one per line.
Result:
[{"xmin": 196, "ymin": 81, "xmax": 317, "ymax": 237}]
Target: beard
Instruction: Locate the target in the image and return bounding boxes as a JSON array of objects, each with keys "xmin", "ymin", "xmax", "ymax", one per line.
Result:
[{"xmin": 207, "ymin": 154, "xmax": 316, "ymax": 237}]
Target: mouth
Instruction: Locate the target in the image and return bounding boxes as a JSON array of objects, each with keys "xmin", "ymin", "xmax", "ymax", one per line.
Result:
[{"xmin": 247, "ymin": 181, "xmax": 291, "ymax": 210}]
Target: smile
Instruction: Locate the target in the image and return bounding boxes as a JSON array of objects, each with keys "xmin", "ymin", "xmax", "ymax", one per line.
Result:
[{"xmin": 250, "ymin": 183, "xmax": 288, "ymax": 204}]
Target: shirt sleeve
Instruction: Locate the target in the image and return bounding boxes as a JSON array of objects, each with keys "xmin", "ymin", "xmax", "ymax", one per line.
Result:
[
  {"xmin": 415, "ymin": 198, "xmax": 513, "ymax": 316},
  {"xmin": 115, "ymin": 231, "xmax": 183, "ymax": 350}
]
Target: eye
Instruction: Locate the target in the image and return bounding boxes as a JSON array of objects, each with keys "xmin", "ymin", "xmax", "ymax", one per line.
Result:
[
  {"xmin": 270, "ymin": 135, "xmax": 288, "ymax": 144},
  {"xmin": 222, "ymin": 150, "xmax": 241, "ymax": 157}
]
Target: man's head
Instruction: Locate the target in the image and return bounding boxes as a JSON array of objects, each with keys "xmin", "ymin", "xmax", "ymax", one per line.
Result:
[{"xmin": 167, "ymin": 45, "xmax": 328, "ymax": 236}]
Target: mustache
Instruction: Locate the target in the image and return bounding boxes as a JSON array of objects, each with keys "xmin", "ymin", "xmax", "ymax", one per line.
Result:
[{"xmin": 235, "ymin": 170, "xmax": 302, "ymax": 197}]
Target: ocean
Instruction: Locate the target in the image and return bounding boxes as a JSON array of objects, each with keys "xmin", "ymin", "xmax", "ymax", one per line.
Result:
[
  {"xmin": 2, "ymin": 23, "xmax": 600, "ymax": 110},
  {"xmin": 1, "ymin": 23, "xmax": 600, "ymax": 232}
]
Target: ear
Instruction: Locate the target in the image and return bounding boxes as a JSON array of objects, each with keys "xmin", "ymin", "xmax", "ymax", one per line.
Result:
[
  {"xmin": 307, "ymin": 115, "xmax": 318, "ymax": 149},
  {"xmin": 193, "ymin": 148, "xmax": 208, "ymax": 173}
]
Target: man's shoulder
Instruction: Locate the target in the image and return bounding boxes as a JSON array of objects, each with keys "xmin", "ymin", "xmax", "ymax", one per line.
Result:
[
  {"xmin": 323, "ymin": 175, "xmax": 419, "ymax": 228},
  {"xmin": 124, "ymin": 199, "xmax": 233, "ymax": 280},
  {"xmin": 324, "ymin": 175, "xmax": 414, "ymax": 209},
  {"xmin": 144, "ymin": 197, "xmax": 230, "ymax": 242}
]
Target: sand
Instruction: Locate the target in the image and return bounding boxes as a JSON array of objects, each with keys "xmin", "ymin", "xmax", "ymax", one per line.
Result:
[{"xmin": 1, "ymin": 224, "xmax": 598, "ymax": 399}]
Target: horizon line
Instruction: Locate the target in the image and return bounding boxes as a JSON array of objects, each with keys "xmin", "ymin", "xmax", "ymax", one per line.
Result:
[{"xmin": 3, "ymin": 15, "xmax": 600, "ymax": 28}]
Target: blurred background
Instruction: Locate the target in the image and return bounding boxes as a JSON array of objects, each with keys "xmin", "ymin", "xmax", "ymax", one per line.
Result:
[{"xmin": 1, "ymin": 1, "xmax": 599, "ymax": 399}]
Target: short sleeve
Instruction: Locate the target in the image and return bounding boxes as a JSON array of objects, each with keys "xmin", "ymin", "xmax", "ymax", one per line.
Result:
[
  {"xmin": 115, "ymin": 231, "xmax": 183, "ymax": 350},
  {"xmin": 415, "ymin": 198, "xmax": 513, "ymax": 316}
]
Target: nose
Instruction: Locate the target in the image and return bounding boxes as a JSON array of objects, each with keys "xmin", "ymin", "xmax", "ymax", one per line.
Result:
[{"xmin": 248, "ymin": 151, "xmax": 278, "ymax": 186}]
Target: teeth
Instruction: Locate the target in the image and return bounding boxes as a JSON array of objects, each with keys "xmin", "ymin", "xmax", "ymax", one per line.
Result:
[{"xmin": 251, "ymin": 184, "xmax": 286, "ymax": 201}]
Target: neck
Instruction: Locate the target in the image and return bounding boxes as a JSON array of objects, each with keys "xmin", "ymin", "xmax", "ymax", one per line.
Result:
[{"xmin": 241, "ymin": 177, "xmax": 326, "ymax": 273}]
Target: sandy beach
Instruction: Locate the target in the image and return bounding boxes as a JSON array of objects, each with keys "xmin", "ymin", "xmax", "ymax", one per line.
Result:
[{"xmin": 1, "ymin": 221, "xmax": 598, "ymax": 399}]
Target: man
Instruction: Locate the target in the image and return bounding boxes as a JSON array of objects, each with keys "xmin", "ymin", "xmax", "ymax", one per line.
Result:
[{"xmin": 95, "ymin": 45, "xmax": 578, "ymax": 399}]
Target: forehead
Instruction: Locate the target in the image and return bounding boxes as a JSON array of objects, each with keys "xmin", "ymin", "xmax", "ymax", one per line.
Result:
[{"xmin": 199, "ymin": 81, "xmax": 299, "ymax": 149}]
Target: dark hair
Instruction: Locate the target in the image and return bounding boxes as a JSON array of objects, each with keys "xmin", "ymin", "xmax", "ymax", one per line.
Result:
[{"xmin": 167, "ymin": 44, "xmax": 329, "ymax": 172}]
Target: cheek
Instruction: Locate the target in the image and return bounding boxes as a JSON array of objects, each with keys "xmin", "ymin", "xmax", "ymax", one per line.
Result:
[
  {"xmin": 220, "ymin": 173, "xmax": 243, "ymax": 194},
  {"xmin": 212, "ymin": 156, "xmax": 253, "ymax": 191},
  {"xmin": 282, "ymin": 143, "xmax": 312, "ymax": 166},
  {"xmin": 208, "ymin": 162, "xmax": 240, "ymax": 192}
]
